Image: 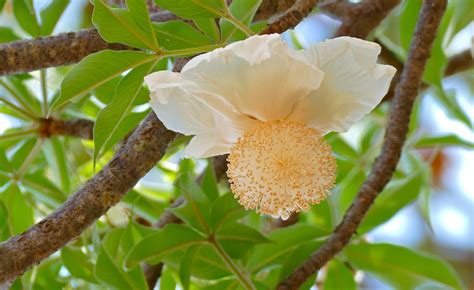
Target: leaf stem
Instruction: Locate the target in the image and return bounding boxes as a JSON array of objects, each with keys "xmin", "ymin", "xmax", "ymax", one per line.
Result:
[
  {"xmin": 210, "ymin": 237, "xmax": 255, "ymax": 290},
  {"xmin": 0, "ymin": 80, "xmax": 37, "ymax": 115},
  {"xmin": 40, "ymin": 70, "xmax": 48, "ymax": 116},
  {"xmin": 0, "ymin": 128, "xmax": 37, "ymax": 141},
  {"xmin": 221, "ymin": 1, "xmax": 255, "ymax": 37},
  {"xmin": 0, "ymin": 97, "xmax": 38, "ymax": 121},
  {"xmin": 16, "ymin": 139, "xmax": 43, "ymax": 179}
]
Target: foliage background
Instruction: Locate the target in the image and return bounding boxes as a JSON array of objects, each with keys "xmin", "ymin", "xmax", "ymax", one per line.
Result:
[{"xmin": 0, "ymin": 0, "xmax": 472, "ymax": 289}]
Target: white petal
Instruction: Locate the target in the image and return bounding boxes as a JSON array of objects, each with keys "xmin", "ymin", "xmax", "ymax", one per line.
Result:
[
  {"xmin": 146, "ymin": 71, "xmax": 258, "ymax": 158},
  {"xmin": 288, "ymin": 37, "xmax": 396, "ymax": 132},
  {"xmin": 182, "ymin": 34, "xmax": 324, "ymax": 122}
]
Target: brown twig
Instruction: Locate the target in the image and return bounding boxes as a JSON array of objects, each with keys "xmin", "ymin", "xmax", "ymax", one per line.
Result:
[
  {"xmin": 0, "ymin": 0, "xmax": 295, "ymax": 76},
  {"xmin": 260, "ymin": 0, "xmax": 319, "ymax": 34},
  {"xmin": 445, "ymin": 49, "xmax": 474, "ymax": 76},
  {"xmin": 38, "ymin": 118, "xmax": 94, "ymax": 140},
  {"xmin": 277, "ymin": 0, "xmax": 447, "ymax": 289},
  {"xmin": 334, "ymin": 0, "xmax": 401, "ymax": 38},
  {"xmin": 0, "ymin": 114, "xmax": 177, "ymax": 284}
]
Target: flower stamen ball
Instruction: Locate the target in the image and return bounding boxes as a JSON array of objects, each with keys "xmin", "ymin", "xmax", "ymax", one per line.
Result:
[{"xmin": 227, "ymin": 120, "xmax": 336, "ymax": 220}]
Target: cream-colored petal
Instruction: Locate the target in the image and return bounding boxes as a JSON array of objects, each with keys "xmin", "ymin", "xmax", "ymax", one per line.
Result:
[
  {"xmin": 181, "ymin": 34, "xmax": 324, "ymax": 122},
  {"xmin": 289, "ymin": 37, "xmax": 396, "ymax": 132},
  {"xmin": 146, "ymin": 71, "xmax": 258, "ymax": 158}
]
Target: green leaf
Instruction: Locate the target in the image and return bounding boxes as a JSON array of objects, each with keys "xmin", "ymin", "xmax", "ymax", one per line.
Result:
[
  {"xmin": 0, "ymin": 0, "xmax": 6, "ymax": 12},
  {"xmin": 2, "ymin": 183, "xmax": 34, "ymax": 235},
  {"xmin": 432, "ymin": 86, "xmax": 471, "ymax": 128},
  {"xmin": 247, "ymin": 224, "xmax": 327, "ymax": 272},
  {"xmin": 0, "ymin": 201, "xmax": 10, "ymax": 241},
  {"xmin": 94, "ymin": 229, "xmax": 148, "ymax": 290},
  {"xmin": 210, "ymin": 192, "xmax": 246, "ymax": 231},
  {"xmin": 326, "ymin": 133, "xmax": 358, "ymax": 159},
  {"xmin": 358, "ymin": 172, "xmax": 423, "ymax": 233},
  {"xmin": 51, "ymin": 50, "xmax": 156, "ymax": 111},
  {"xmin": 125, "ymin": 224, "xmax": 206, "ymax": 268},
  {"xmin": 194, "ymin": 18, "xmax": 220, "ymax": 41},
  {"xmin": 42, "ymin": 138, "xmax": 70, "ymax": 193},
  {"xmin": 323, "ymin": 259, "xmax": 356, "ymax": 290},
  {"xmin": 126, "ymin": 0, "xmax": 158, "ymax": 47},
  {"xmin": 93, "ymin": 59, "xmax": 157, "ymax": 164},
  {"xmin": 179, "ymin": 245, "xmax": 200, "ymax": 290},
  {"xmin": 61, "ymin": 246, "xmax": 97, "ymax": 283},
  {"xmin": 160, "ymin": 266, "xmax": 177, "ymax": 289},
  {"xmin": 0, "ymin": 27, "xmax": 21, "ymax": 43},
  {"xmin": 153, "ymin": 20, "xmax": 213, "ymax": 50},
  {"xmin": 22, "ymin": 172, "xmax": 66, "ymax": 208},
  {"xmin": 200, "ymin": 162, "xmax": 219, "ymax": 202},
  {"xmin": 277, "ymin": 241, "xmax": 322, "ymax": 290},
  {"xmin": 154, "ymin": 0, "xmax": 225, "ymax": 19},
  {"xmin": 172, "ymin": 174, "xmax": 212, "ymax": 233},
  {"xmin": 92, "ymin": 0, "xmax": 159, "ymax": 50},
  {"xmin": 220, "ymin": 0, "xmax": 262, "ymax": 41},
  {"xmin": 39, "ymin": 0, "xmax": 69, "ymax": 35},
  {"xmin": 216, "ymin": 222, "xmax": 269, "ymax": 258},
  {"xmin": 345, "ymin": 243, "xmax": 464, "ymax": 289},
  {"xmin": 12, "ymin": 0, "xmax": 40, "ymax": 36},
  {"xmin": 415, "ymin": 134, "xmax": 474, "ymax": 149}
]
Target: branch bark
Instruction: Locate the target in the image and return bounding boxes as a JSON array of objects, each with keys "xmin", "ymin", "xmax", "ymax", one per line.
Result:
[
  {"xmin": 261, "ymin": 0, "xmax": 319, "ymax": 34},
  {"xmin": 38, "ymin": 118, "xmax": 94, "ymax": 140},
  {"xmin": 277, "ymin": 0, "xmax": 447, "ymax": 289},
  {"xmin": 0, "ymin": 0, "xmax": 296, "ymax": 76},
  {"xmin": 334, "ymin": 0, "xmax": 401, "ymax": 38}
]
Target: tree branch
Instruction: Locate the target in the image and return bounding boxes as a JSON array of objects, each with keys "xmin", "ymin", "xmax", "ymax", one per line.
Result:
[
  {"xmin": 334, "ymin": 0, "xmax": 401, "ymax": 38},
  {"xmin": 38, "ymin": 118, "xmax": 94, "ymax": 140},
  {"xmin": 0, "ymin": 113, "xmax": 176, "ymax": 284},
  {"xmin": 0, "ymin": 0, "xmax": 296, "ymax": 76},
  {"xmin": 277, "ymin": 0, "xmax": 447, "ymax": 289},
  {"xmin": 445, "ymin": 49, "xmax": 474, "ymax": 76},
  {"xmin": 261, "ymin": 0, "xmax": 319, "ymax": 34}
]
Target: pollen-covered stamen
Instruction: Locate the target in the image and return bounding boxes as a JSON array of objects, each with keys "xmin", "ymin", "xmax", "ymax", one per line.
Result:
[{"xmin": 227, "ymin": 120, "xmax": 336, "ymax": 220}]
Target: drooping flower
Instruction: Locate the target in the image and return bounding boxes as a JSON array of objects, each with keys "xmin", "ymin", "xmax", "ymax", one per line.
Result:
[{"xmin": 145, "ymin": 34, "xmax": 396, "ymax": 220}]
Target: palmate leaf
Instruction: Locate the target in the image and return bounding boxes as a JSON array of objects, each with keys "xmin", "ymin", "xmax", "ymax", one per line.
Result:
[
  {"xmin": 323, "ymin": 259, "xmax": 356, "ymax": 290},
  {"xmin": 194, "ymin": 18, "xmax": 221, "ymax": 42},
  {"xmin": 39, "ymin": 0, "xmax": 69, "ymax": 35},
  {"xmin": 12, "ymin": 0, "xmax": 40, "ymax": 36},
  {"xmin": 61, "ymin": 246, "xmax": 97, "ymax": 283},
  {"xmin": 2, "ymin": 182, "xmax": 34, "ymax": 236},
  {"xmin": 50, "ymin": 50, "xmax": 156, "ymax": 111},
  {"xmin": 152, "ymin": 20, "xmax": 213, "ymax": 50},
  {"xmin": 415, "ymin": 134, "xmax": 474, "ymax": 149},
  {"xmin": 94, "ymin": 228, "xmax": 148, "ymax": 290},
  {"xmin": 220, "ymin": 0, "xmax": 262, "ymax": 41},
  {"xmin": 358, "ymin": 171, "xmax": 424, "ymax": 233},
  {"xmin": 247, "ymin": 224, "xmax": 329, "ymax": 272},
  {"xmin": 125, "ymin": 224, "xmax": 207, "ymax": 268},
  {"xmin": 345, "ymin": 243, "xmax": 464, "ymax": 289},
  {"xmin": 92, "ymin": 58, "xmax": 163, "ymax": 165},
  {"xmin": 92, "ymin": 0, "xmax": 159, "ymax": 51},
  {"xmin": 216, "ymin": 222, "xmax": 269, "ymax": 258},
  {"xmin": 154, "ymin": 0, "xmax": 225, "ymax": 19}
]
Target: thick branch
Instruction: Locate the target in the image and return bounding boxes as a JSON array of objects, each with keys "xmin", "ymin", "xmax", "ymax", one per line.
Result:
[
  {"xmin": 0, "ymin": 0, "xmax": 296, "ymax": 76},
  {"xmin": 334, "ymin": 0, "xmax": 401, "ymax": 38},
  {"xmin": 0, "ymin": 113, "xmax": 176, "ymax": 284},
  {"xmin": 38, "ymin": 118, "xmax": 94, "ymax": 140},
  {"xmin": 277, "ymin": 1, "xmax": 447, "ymax": 289}
]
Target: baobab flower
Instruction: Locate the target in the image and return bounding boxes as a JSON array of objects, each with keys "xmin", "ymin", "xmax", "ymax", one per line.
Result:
[{"xmin": 145, "ymin": 35, "xmax": 396, "ymax": 220}]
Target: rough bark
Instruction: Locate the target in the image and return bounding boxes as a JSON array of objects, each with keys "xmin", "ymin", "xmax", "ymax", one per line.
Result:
[
  {"xmin": 277, "ymin": 1, "xmax": 447, "ymax": 288},
  {"xmin": 38, "ymin": 118, "xmax": 94, "ymax": 140}
]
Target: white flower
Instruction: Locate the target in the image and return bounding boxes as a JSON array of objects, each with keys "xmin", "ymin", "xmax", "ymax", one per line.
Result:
[{"xmin": 145, "ymin": 34, "xmax": 396, "ymax": 220}]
